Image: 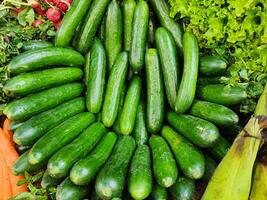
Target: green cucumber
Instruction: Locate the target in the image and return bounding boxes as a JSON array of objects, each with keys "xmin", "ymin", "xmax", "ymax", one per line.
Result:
[
  {"xmin": 70, "ymin": 132, "xmax": 117, "ymax": 185},
  {"xmin": 105, "ymin": 0, "xmax": 122, "ymax": 71},
  {"xmin": 8, "ymin": 47, "xmax": 85, "ymax": 74},
  {"xmin": 197, "ymin": 84, "xmax": 247, "ymax": 106},
  {"xmin": 119, "ymin": 76, "xmax": 142, "ymax": 135},
  {"xmin": 207, "ymin": 136, "xmax": 230, "ymax": 161},
  {"xmin": 102, "ymin": 52, "xmax": 129, "ymax": 127},
  {"xmin": 197, "ymin": 76, "xmax": 224, "ymax": 85},
  {"xmin": 28, "ymin": 112, "xmax": 95, "ymax": 165},
  {"xmin": 95, "ymin": 136, "xmax": 136, "ymax": 199},
  {"xmin": 76, "ymin": 0, "xmax": 110, "ymax": 53},
  {"xmin": 147, "ymin": 16, "xmax": 157, "ymax": 47},
  {"xmin": 155, "ymin": 27, "xmax": 180, "ymax": 109},
  {"xmin": 161, "ymin": 126, "xmax": 205, "ymax": 179},
  {"xmin": 130, "ymin": 0, "xmax": 149, "ymax": 72},
  {"xmin": 145, "ymin": 49, "xmax": 164, "ymax": 133},
  {"xmin": 55, "ymin": 0, "xmax": 92, "ymax": 47},
  {"xmin": 16, "ymin": 145, "xmax": 31, "ymax": 154},
  {"xmin": 169, "ymin": 177, "xmax": 195, "ymax": 200},
  {"xmin": 150, "ymin": 0, "xmax": 183, "ymax": 56},
  {"xmin": 122, "ymin": 0, "xmax": 136, "ymax": 51},
  {"xmin": 9, "ymin": 121, "xmax": 23, "ymax": 131},
  {"xmin": 56, "ymin": 177, "xmax": 88, "ymax": 200},
  {"xmin": 4, "ymin": 67, "xmax": 83, "ymax": 97},
  {"xmin": 149, "ymin": 135, "xmax": 178, "ymax": 188},
  {"xmin": 22, "ymin": 40, "xmax": 53, "ymax": 52},
  {"xmin": 174, "ymin": 32, "xmax": 199, "ymax": 113},
  {"xmin": 86, "ymin": 39, "xmax": 106, "ymax": 113},
  {"xmin": 41, "ymin": 170, "xmax": 64, "ymax": 189},
  {"xmin": 84, "ymin": 52, "xmax": 90, "ymax": 84},
  {"xmin": 189, "ymin": 100, "xmax": 239, "ymax": 127},
  {"xmin": 200, "ymin": 56, "xmax": 227, "ymax": 76},
  {"xmin": 4, "ymin": 82, "xmax": 84, "ymax": 121},
  {"xmin": 167, "ymin": 112, "xmax": 220, "ymax": 147},
  {"xmin": 150, "ymin": 183, "xmax": 168, "ymax": 200},
  {"xmin": 128, "ymin": 145, "xmax": 152, "ymax": 199},
  {"xmin": 97, "ymin": 18, "xmax": 106, "ymax": 41},
  {"xmin": 202, "ymin": 155, "xmax": 217, "ymax": 182},
  {"xmin": 47, "ymin": 122, "xmax": 106, "ymax": 178}
]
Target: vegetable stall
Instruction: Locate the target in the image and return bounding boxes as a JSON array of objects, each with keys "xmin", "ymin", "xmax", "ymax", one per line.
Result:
[{"xmin": 0, "ymin": 0, "xmax": 266, "ymax": 199}]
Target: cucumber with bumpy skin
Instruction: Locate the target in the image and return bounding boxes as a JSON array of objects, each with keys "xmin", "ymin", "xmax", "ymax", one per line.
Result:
[
  {"xmin": 41, "ymin": 170, "xmax": 64, "ymax": 189},
  {"xmin": 207, "ymin": 136, "xmax": 230, "ymax": 161},
  {"xmin": 202, "ymin": 155, "xmax": 217, "ymax": 182},
  {"xmin": 200, "ymin": 56, "xmax": 227, "ymax": 76},
  {"xmin": 22, "ymin": 40, "xmax": 53, "ymax": 52},
  {"xmin": 169, "ymin": 177, "xmax": 195, "ymax": 200},
  {"xmin": 150, "ymin": 183, "xmax": 168, "ymax": 200}
]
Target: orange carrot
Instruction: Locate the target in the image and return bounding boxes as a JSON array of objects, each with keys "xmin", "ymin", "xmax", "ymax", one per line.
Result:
[
  {"xmin": 3, "ymin": 118, "xmax": 14, "ymax": 147},
  {"xmin": 0, "ymin": 150, "xmax": 12, "ymax": 199}
]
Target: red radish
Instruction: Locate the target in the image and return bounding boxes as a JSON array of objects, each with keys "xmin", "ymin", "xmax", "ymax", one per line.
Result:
[
  {"xmin": 46, "ymin": 7, "xmax": 62, "ymax": 22},
  {"xmin": 54, "ymin": 19, "xmax": 62, "ymax": 30},
  {"xmin": 33, "ymin": 20, "xmax": 44, "ymax": 27},
  {"xmin": 55, "ymin": 0, "xmax": 73, "ymax": 12},
  {"xmin": 31, "ymin": 1, "xmax": 46, "ymax": 16},
  {"xmin": 13, "ymin": 7, "xmax": 24, "ymax": 13}
]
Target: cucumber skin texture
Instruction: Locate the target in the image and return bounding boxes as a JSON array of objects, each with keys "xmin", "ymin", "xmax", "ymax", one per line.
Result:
[
  {"xmin": 70, "ymin": 132, "xmax": 117, "ymax": 185},
  {"xmin": 119, "ymin": 76, "xmax": 142, "ymax": 135},
  {"xmin": 84, "ymin": 52, "xmax": 90, "ymax": 84},
  {"xmin": 169, "ymin": 177, "xmax": 195, "ymax": 200},
  {"xmin": 128, "ymin": 145, "xmax": 152, "ymax": 200},
  {"xmin": 161, "ymin": 126, "xmax": 205, "ymax": 179},
  {"xmin": 189, "ymin": 100, "xmax": 239, "ymax": 127},
  {"xmin": 56, "ymin": 177, "xmax": 88, "ymax": 200},
  {"xmin": 167, "ymin": 112, "xmax": 219, "ymax": 147},
  {"xmin": 47, "ymin": 122, "xmax": 106, "ymax": 178},
  {"xmin": 95, "ymin": 136, "xmax": 136, "ymax": 199},
  {"xmin": 105, "ymin": 0, "xmax": 122, "ymax": 71},
  {"xmin": 76, "ymin": 0, "xmax": 110, "ymax": 53},
  {"xmin": 8, "ymin": 47, "xmax": 85, "ymax": 74},
  {"xmin": 28, "ymin": 112, "xmax": 95, "ymax": 165},
  {"xmin": 130, "ymin": 0, "xmax": 149, "ymax": 72},
  {"xmin": 122, "ymin": 0, "xmax": 136, "ymax": 51},
  {"xmin": 13, "ymin": 97, "xmax": 86, "ymax": 146},
  {"xmin": 86, "ymin": 39, "xmax": 106, "ymax": 113},
  {"xmin": 41, "ymin": 170, "xmax": 63, "ymax": 189},
  {"xmin": 145, "ymin": 49, "xmax": 164, "ymax": 133},
  {"xmin": 4, "ymin": 83, "xmax": 84, "ymax": 121},
  {"xmin": 55, "ymin": 0, "xmax": 92, "ymax": 47},
  {"xmin": 102, "ymin": 52, "xmax": 129, "ymax": 127},
  {"xmin": 22, "ymin": 40, "xmax": 53, "ymax": 52},
  {"xmin": 207, "ymin": 136, "xmax": 230, "ymax": 161},
  {"xmin": 4, "ymin": 67, "xmax": 83, "ymax": 97},
  {"xmin": 149, "ymin": 135, "xmax": 178, "ymax": 188},
  {"xmin": 175, "ymin": 32, "xmax": 199, "ymax": 113},
  {"xmin": 202, "ymin": 155, "xmax": 217, "ymax": 182},
  {"xmin": 200, "ymin": 56, "xmax": 227, "ymax": 76},
  {"xmin": 150, "ymin": 183, "xmax": 168, "ymax": 200},
  {"xmin": 155, "ymin": 27, "xmax": 180, "ymax": 109},
  {"xmin": 150, "ymin": 0, "xmax": 183, "ymax": 56},
  {"xmin": 197, "ymin": 84, "xmax": 247, "ymax": 106}
]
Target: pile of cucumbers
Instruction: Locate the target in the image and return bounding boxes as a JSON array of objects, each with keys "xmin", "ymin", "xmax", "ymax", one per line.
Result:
[{"xmin": 3, "ymin": 0, "xmax": 248, "ymax": 199}]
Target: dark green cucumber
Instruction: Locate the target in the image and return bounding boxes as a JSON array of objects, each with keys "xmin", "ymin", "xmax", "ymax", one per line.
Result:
[
  {"xmin": 4, "ymin": 82, "xmax": 84, "ymax": 121},
  {"xmin": 86, "ymin": 39, "xmax": 106, "ymax": 113},
  {"xmin": 102, "ymin": 52, "xmax": 129, "ymax": 127},
  {"xmin": 41, "ymin": 170, "xmax": 64, "ymax": 189},
  {"xmin": 55, "ymin": 0, "xmax": 92, "ymax": 47},
  {"xmin": 8, "ymin": 47, "xmax": 85, "ymax": 74},
  {"xmin": 130, "ymin": 0, "xmax": 149, "ymax": 72},
  {"xmin": 28, "ymin": 112, "xmax": 95, "ymax": 165},
  {"xmin": 155, "ymin": 27, "xmax": 180, "ymax": 109},
  {"xmin": 47, "ymin": 122, "xmax": 106, "ymax": 178},
  {"xmin": 56, "ymin": 177, "xmax": 88, "ymax": 200},
  {"xmin": 4, "ymin": 67, "xmax": 83, "ymax": 97},
  {"xmin": 122, "ymin": 0, "xmax": 136, "ymax": 51},
  {"xmin": 95, "ymin": 136, "xmax": 136, "ymax": 199},
  {"xmin": 167, "ymin": 112, "xmax": 219, "ymax": 147},
  {"xmin": 76, "ymin": 0, "xmax": 110, "ymax": 53},
  {"xmin": 150, "ymin": 183, "xmax": 168, "ymax": 200},
  {"xmin": 197, "ymin": 84, "xmax": 247, "ymax": 106},
  {"xmin": 207, "ymin": 136, "xmax": 230, "ymax": 161},
  {"xmin": 197, "ymin": 76, "xmax": 224, "ymax": 85},
  {"xmin": 169, "ymin": 177, "xmax": 195, "ymax": 200},
  {"xmin": 202, "ymin": 155, "xmax": 217, "ymax": 182},
  {"xmin": 128, "ymin": 145, "xmax": 152, "ymax": 199},
  {"xmin": 105, "ymin": 0, "xmax": 122, "ymax": 71},
  {"xmin": 149, "ymin": 135, "xmax": 178, "ymax": 188},
  {"xmin": 174, "ymin": 32, "xmax": 199, "ymax": 113},
  {"xmin": 70, "ymin": 132, "xmax": 117, "ymax": 185},
  {"xmin": 9, "ymin": 121, "xmax": 23, "ymax": 131},
  {"xmin": 22, "ymin": 40, "xmax": 53, "ymax": 52},
  {"xmin": 84, "ymin": 52, "xmax": 90, "ymax": 84},
  {"xmin": 147, "ymin": 16, "xmax": 157, "ymax": 47},
  {"xmin": 119, "ymin": 76, "xmax": 142, "ymax": 135},
  {"xmin": 200, "ymin": 56, "xmax": 227, "ymax": 76},
  {"xmin": 161, "ymin": 126, "xmax": 205, "ymax": 179},
  {"xmin": 150, "ymin": 0, "xmax": 183, "ymax": 56},
  {"xmin": 189, "ymin": 100, "xmax": 239, "ymax": 127},
  {"xmin": 145, "ymin": 49, "xmax": 164, "ymax": 133}
]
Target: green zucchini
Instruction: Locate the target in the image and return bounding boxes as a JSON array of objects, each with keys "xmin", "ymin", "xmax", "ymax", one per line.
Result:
[
  {"xmin": 169, "ymin": 177, "xmax": 195, "ymax": 200},
  {"xmin": 86, "ymin": 39, "xmax": 106, "ymax": 113},
  {"xmin": 95, "ymin": 136, "xmax": 136, "ymax": 199},
  {"xmin": 161, "ymin": 126, "xmax": 205, "ymax": 179},
  {"xmin": 55, "ymin": 0, "xmax": 93, "ymax": 47},
  {"xmin": 84, "ymin": 52, "xmax": 90, "ymax": 84},
  {"xmin": 150, "ymin": 183, "xmax": 168, "ymax": 200},
  {"xmin": 145, "ymin": 49, "xmax": 164, "ymax": 133},
  {"xmin": 200, "ymin": 56, "xmax": 227, "ymax": 76},
  {"xmin": 9, "ymin": 121, "xmax": 23, "ymax": 131},
  {"xmin": 202, "ymin": 155, "xmax": 217, "ymax": 182},
  {"xmin": 28, "ymin": 112, "xmax": 95, "ymax": 165},
  {"xmin": 167, "ymin": 112, "xmax": 220, "ymax": 147},
  {"xmin": 41, "ymin": 170, "xmax": 64, "ymax": 189},
  {"xmin": 22, "ymin": 40, "xmax": 53, "ymax": 52},
  {"xmin": 207, "ymin": 136, "xmax": 230, "ymax": 161},
  {"xmin": 130, "ymin": 0, "xmax": 149, "ymax": 72},
  {"xmin": 149, "ymin": 135, "xmax": 178, "ymax": 188},
  {"xmin": 8, "ymin": 47, "xmax": 85, "ymax": 74}
]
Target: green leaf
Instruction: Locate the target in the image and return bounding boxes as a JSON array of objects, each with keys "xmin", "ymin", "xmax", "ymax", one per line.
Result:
[{"xmin": 17, "ymin": 7, "xmax": 35, "ymax": 26}]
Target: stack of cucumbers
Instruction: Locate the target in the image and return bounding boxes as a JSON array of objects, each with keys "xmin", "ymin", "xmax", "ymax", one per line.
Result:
[{"xmin": 3, "ymin": 0, "xmax": 248, "ymax": 199}]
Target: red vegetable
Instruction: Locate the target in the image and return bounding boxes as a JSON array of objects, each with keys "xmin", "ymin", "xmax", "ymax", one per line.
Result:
[
  {"xmin": 31, "ymin": 1, "xmax": 46, "ymax": 16},
  {"xmin": 55, "ymin": 0, "xmax": 73, "ymax": 12},
  {"xmin": 46, "ymin": 7, "xmax": 62, "ymax": 22},
  {"xmin": 54, "ymin": 19, "xmax": 62, "ymax": 30},
  {"xmin": 13, "ymin": 7, "xmax": 24, "ymax": 13},
  {"xmin": 33, "ymin": 20, "xmax": 44, "ymax": 27}
]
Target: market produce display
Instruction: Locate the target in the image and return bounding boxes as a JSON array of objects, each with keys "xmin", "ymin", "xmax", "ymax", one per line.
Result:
[{"xmin": 0, "ymin": 0, "xmax": 266, "ymax": 200}]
